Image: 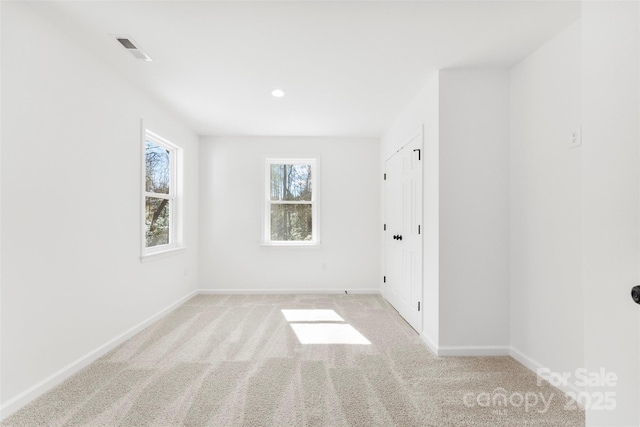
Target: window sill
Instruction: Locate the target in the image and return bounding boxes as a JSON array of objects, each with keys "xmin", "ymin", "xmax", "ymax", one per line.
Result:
[
  {"xmin": 140, "ymin": 247, "xmax": 185, "ymax": 263},
  {"xmin": 260, "ymin": 242, "xmax": 322, "ymax": 249}
]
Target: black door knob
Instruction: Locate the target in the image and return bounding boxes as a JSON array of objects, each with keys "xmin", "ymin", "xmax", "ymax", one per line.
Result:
[
  {"xmin": 632, "ymin": 286, "xmax": 640, "ymax": 305},
  {"xmin": 398, "ymin": 235, "xmax": 402, "ymax": 241},
  {"xmin": 393, "ymin": 235, "xmax": 397, "ymax": 240}
]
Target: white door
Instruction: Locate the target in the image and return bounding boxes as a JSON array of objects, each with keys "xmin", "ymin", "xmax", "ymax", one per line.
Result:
[
  {"xmin": 384, "ymin": 131, "xmax": 423, "ymax": 332},
  {"xmin": 384, "ymin": 151, "xmax": 403, "ymax": 310}
]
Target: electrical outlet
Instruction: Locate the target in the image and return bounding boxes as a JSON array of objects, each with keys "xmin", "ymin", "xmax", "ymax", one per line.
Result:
[{"xmin": 570, "ymin": 127, "xmax": 582, "ymax": 148}]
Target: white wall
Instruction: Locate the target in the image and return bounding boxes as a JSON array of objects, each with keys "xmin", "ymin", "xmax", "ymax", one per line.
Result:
[
  {"xmin": 582, "ymin": 2, "xmax": 639, "ymax": 425},
  {"xmin": 199, "ymin": 136, "xmax": 379, "ymax": 292},
  {"xmin": 380, "ymin": 4, "xmax": 640, "ymax": 424},
  {"xmin": 381, "ymin": 70, "xmax": 510, "ymax": 353},
  {"xmin": 1, "ymin": 1, "xmax": 199, "ymax": 414},
  {"xmin": 381, "ymin": 73, "xmax": 440, "ymax": 347},
  {"xmin": 438, "ymin": 70, "xmax": 510, "ymax": 351},
  {"xmin": 509, "ymin": 20, "xmax": 583, "ymax": 388}
]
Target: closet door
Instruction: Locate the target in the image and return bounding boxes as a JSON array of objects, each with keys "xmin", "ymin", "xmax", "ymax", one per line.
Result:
[{"xmin": 384, "ymin": 131, "xmax": 423, "ymax": 332}]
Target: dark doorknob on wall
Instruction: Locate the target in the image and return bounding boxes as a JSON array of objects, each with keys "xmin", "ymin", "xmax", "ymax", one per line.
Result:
[
  {"xmin": 632, "ymin": 286, "xmax": 640, "ymax": 305},
  {"xmin": 393, "ymin": 235, "xmax": 402, "ymax": 241}
]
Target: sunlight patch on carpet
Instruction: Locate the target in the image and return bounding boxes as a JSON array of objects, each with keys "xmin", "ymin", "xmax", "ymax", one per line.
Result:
[
  {"xmin": 290, "ymin": 323, "xmax": 371, "ymax": 345},
  {"xmin": 281, "ymin": 309, "xmax": 344, "ymax": 322}
]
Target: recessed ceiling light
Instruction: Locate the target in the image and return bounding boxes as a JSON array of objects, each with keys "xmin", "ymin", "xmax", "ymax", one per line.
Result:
[{"xmin": 271, "ymin": 89, "xmax": 285, "ymax": 98}]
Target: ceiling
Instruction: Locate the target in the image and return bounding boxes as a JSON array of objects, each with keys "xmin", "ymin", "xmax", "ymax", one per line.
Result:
[{"xmin": 31, "ymin": 1, "xmax": 580, "ymax": 137}]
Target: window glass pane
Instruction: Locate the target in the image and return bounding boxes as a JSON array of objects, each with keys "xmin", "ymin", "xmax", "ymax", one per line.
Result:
[
  {"xmin": 146, "ymin": 140, "xmax": 170, "ymax": 194},
  {"xmin": 270, "ymin": 164, "xmax": 312, "ymax": 201},
  {"xmin": 145, "ymin": 196, "xmax": 170, "ymax": 247},
  {"xmin": 271, "ymin": 204, "xmax": 312, "ymax": 241}
]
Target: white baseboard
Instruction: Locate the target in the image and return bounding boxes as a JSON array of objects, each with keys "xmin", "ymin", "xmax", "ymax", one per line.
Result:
[
  {"xmin": 197, "ymin": 288, "xmax": 381, "ymax": 295},
  {"xmin": 418, "ymin": 343, "xmax": 582, "ymax": 399},
  {"xmin": 416, "ymin": 340, "xmax": 583, "ymax": 399},
  {"xmin": 437, "ymin": 345, "xmax": 510, "ymax": 357},
  {"xmin": 420, "ymin": 333, "xmax": 439, "ymax": 355},
  {"xmin": 0, "ymin": 290, "xmax": 198, "ymax": 421},
  {"xmin": 419, "ymin": 335, "xmax": 510, "ymax": 357},
  {"xmin": 509, "ymin": 346, "xmax": 583, "ymax": 397},
  {"xmin": 509, "ymin": 346, "xmax": 543, "ymax": 375}
]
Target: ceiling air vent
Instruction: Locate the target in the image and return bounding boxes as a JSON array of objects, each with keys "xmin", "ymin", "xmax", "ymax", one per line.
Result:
[{"xmin": 114, "ymin": 36, "xmax": 152, "ymax": 62}]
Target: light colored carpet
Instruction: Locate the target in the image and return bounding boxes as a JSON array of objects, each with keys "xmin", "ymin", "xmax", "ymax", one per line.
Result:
[{"xmin": 2, "ymin": 294, "xmax": 584, "ymax": 426}]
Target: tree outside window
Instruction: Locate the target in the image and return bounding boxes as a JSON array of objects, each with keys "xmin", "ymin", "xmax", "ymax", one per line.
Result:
[
  {"xmin": 145, "ymin": 140, "xmax": 171, "ymax": 247},
  {"xmin": 142, "ymin": 129, "xmax": 182, "ymax": 258},
  {"xmin": 265, "ymin": 159, "xmax": 318, "ymax": 244}
]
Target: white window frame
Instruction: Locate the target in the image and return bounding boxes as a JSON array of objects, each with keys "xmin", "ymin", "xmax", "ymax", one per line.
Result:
[
  {"xmin": 263, "ymin": 157, "xmax": 319, "ymax": 246},
  {"xmin": 141, "ymin": 127, "xmax": 184, "ymax": 261}
]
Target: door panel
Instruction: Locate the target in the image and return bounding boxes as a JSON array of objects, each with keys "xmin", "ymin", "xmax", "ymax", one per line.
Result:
[{"xmin": 384, "ymin": 152, "xmax": 403, "ymax": 309}]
